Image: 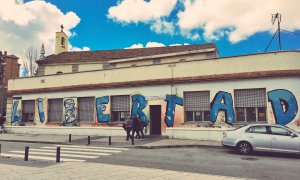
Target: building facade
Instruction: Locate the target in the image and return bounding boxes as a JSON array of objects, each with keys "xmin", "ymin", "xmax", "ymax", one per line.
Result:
[
  {"xmin": 4, "ymin": 31, "xmax": 300, "ymax": 139},
  {"xmin": 6, "ymin": 49, "xmax": 300, "ymax": 139},
  {"xmin": 0, "ymin": 51, "xmax": 19, "ymax": 116}
]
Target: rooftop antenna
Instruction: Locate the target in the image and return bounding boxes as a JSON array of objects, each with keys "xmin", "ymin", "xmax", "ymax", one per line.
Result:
[{"xmin": 265, "ymin": 13, "xmax": 282, "ymax": 52}]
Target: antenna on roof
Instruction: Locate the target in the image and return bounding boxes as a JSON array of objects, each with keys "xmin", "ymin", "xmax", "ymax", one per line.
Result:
[{"xmin": 265, "ymin": 13, "xmax": 282, "ymax": 52}]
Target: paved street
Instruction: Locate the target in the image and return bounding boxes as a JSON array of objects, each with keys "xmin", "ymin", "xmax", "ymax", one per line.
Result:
[{"xmin": 1, "ymin": 141, "xmax": 300, "ymax": 180}]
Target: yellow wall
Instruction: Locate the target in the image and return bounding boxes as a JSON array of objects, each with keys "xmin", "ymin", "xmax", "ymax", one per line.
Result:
[
  {"xmin": 45, "ymin": 65, "xmax": 72, "ymax": 74},
  {"xmin": 9, "ymin": 51, "xmax": 300, "ymax": 91},
  {"xmin": 55, "ymin": 32, "xmax": 68, "ymax": 54}
]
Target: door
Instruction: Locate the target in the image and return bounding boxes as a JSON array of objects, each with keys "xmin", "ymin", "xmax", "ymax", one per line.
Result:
[
  {"xmin": 270, "ymin": 126, "xmax": 300, "ymax": 152},
  {"xmin": 245, "ymin": 125, "xmax": 271, "ymax": 151},
  {"xmin": 150, "ymin": 105, "xmax": 161, "ymax": 135}
]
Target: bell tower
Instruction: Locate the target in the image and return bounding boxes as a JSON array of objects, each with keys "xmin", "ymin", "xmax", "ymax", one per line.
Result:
[{"xmin": 55, "ymin": 25, "xmax": 68, "ymax": 54}]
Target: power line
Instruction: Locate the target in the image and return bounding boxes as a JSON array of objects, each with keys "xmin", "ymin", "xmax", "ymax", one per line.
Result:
[
  {"xmin": 281, "ymin": 29, "xmax": 300, "ymax": 36},
  {"xmin": 265, "ymin": 29, "xmax": 279, "ymax": 52}
]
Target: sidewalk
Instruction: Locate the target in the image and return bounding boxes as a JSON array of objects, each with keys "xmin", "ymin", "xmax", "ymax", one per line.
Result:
[{"xmin": 0, "ymin": 133, "xmax": 222, "ymax": 149}]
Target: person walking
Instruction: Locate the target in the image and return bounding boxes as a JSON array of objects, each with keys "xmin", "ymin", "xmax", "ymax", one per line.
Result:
[
  {"xmin": 137, "ymin": 117, "xmax": 145, "ymax": 138},
  {"xmin": 132, "ymin": 116, "xmax": 141, "ymax": 139},
  {"xmin": 123, "ymin": 117, "xmax": 132, "ymax": 141}
]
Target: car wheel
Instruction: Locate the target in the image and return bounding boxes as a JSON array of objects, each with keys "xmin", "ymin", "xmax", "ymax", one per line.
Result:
[{"xmin": 237, "ymin": 142, "xmax": 253, "ymax": 155}]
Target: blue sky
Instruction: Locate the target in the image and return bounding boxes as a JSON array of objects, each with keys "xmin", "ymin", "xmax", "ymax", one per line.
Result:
[{"xmin": 2, "ymin": 0, "xmax": 300, "ymax": 58}]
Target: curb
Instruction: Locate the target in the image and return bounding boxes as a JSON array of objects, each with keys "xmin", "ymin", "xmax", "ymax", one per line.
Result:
[{"xmin": 132, "ymin": 144, "xmax": 222, "ymax": 149}]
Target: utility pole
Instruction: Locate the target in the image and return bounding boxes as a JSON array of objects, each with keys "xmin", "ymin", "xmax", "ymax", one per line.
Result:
[{"xmin": 272, "ymin": 13, "xmax": 282, "ymax": 50}]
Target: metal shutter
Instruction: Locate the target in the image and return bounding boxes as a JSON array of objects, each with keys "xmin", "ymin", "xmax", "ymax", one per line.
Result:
[
  {"xmin": 184, "ymin": 91, "xmax": 210, "ymax": 111},
  {"xmin": 78, "ymin": 97, "xmax": 94, "ymax": 123},
  {"xmin": 48, "ymin": 99, "xmax": 63, "ymax": 123},
  {"xmin": 22, "ymin": 100, "xmax": 35, "ymax": 113},
  {"xmin": 111, "ymin": 95, "xmax": 130, "ymax": 111},
  {"xmin": 234, "ymin": 89, "xmax": 266, "ymax": 107}
]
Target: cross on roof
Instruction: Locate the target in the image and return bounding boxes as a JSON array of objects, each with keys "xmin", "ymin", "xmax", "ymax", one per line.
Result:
[{"xmin": 61, "ymin": 24, "xmax": 64, "ymax": 32}]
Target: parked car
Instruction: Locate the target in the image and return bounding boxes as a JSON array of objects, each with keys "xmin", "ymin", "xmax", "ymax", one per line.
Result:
[{"xmin": 222, "ymin": 124, "xmax": 300, "ymax": 155}]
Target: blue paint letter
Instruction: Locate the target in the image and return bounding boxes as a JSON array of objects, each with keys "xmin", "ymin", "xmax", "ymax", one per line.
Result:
[
  {"xmin": 12, "ymin": 100, "xmax": 21, "ymax": 123},
  {"xmin": 210, "ymin": 91, "xmax": 235, "ymax": 125},
  {"xmin": 37, "ymin": 98, "xmax": 45, "ymax": 123},
  {"xmin": 131, "ymin": 94, "xmax": 148, "ymax": 125},
  {"xmin": 165, "ymin": 95, "xmax": 183, "ymax": 127},
  {"xmin": 96, "ymin": 96, "xmax": 110, "ymax": 123},
  {"xmin": 268, "ymin": 89, "xmax": 298, "ymax": 125}
]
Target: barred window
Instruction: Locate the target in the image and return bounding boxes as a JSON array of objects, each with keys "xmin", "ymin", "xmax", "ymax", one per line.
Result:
[
  {"xmin": 78, "ymin": 97, "xmax": 94, "ymax": 123},
  {"xmin": 48, "ymin": 99, "xmax": 63, "ymax": 123},
  {"xmin": 37, "ymin": 66, "xmax": 45, "ymax": 76},
  {"xmin": 234, "ymin": 89, "xmax": 267, "ymax": 123},
  {"xmin": 72, "ymin": 64, "xmax": 79, "ymax": 73},
  {"xmin": 22, "ymin": 100, "xmax": 35, "ymax": 123},
  {"xmin": 111, "ymin": 95, "xmax": 130, "ymax": 121},
  {"xmin": 184, "ymin": 91, "xmax": 210, "ymax": 122},
  {"xmin": 153, "ymin": 58, "xmax": 161, "ymax": 64}
]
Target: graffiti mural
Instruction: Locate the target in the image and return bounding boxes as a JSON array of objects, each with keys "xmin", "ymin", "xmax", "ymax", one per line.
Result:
[
  {"xmin": 131, "ymin": 94, "xmax": 148, "ymax": 125},
  {"xmin": 164, "ymin": 95, "xmax": 183, "ymax": 127},
  {"xmin": 37, "ymin": 98, "xmax": 45, "ymax": 123},
  {"xmin": 210, "ymin": 91, "xmax": 235, "ymax": 125},
  {"xmin": 268, "ymin": 89, "xmax": 298, "ymax": 125},
  {"xmin": 63, "ymin": 97, "xmax": 78, "ymax": 125},
  {"xmin": 96, "ymin": 96, "xmax": 110, "ymax": 123},
  {"xmin": 11, "ymin": 98, "xmax": 22, "ymax": 125}
]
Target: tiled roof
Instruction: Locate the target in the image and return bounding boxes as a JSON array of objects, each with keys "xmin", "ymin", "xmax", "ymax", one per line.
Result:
[{"xmin": 39, "ymin": 43, "xmax": 217, "ymax": 65}]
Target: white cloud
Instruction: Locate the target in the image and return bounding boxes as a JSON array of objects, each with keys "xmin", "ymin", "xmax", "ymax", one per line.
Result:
[
  {"xmin": 126, "ymin": 42, "xmax": 166, "ymax": 49},
  {"xmin": 107, "ymin": 0, "xmax": 177, "ymax": 23},
  {"xmin": 0, "ymin": 0, "xmax": 88, "ymax": 60},
  {"xmin": 69, "ymin": 44, "xmax": 90, "ymax": 51},
  {"xmin": 127, "ymin": 42, "xmax": 190, "ymax": 48},
  {"xmin": 150, "ymin": 19, "xmax": 175, "ymax": 35},
  {"xmin": 178, "ymin": 0, "xmax": 300, "ymax": 43}
]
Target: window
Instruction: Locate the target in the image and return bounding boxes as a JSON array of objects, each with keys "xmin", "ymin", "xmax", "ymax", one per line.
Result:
[
  {"xmin": 270, "ymin": 127, "xmax": 291, "ymax": 136},
  {"xmin": 37, "ymin": 66, "xmax": 45, "ymax": 76},
  {"xmin": 56, "ymin": 71, "xmax": 63, "ymax": 75},
  {"xmin": 48, "ymin": 99, "xmax": 63, "ymax": 123},
  {"xmin": 184, "ymin": 91, "xmax": 210, "ymax": 122},
  {"xmin": 61, "ymin": 37, "xmax": 65, "ymax": 46},
  {"xmin": 153, "ymin": 58, "xmax": 161, "ymax": 64},
  {"xmin": 103, "ymin": 63, "xmax": 109, "ymax": 70},
  {"xmin": 246, "ymin": 125, "xmax": 267, "ymax": 134},
  {"xmin": 109, "ymin": 63, "xmax": 116, "ymax": 69},
  {"xmin": 72, "ymin": 64, "xmax": 79, "ymax": 73},
  {"xmin": 111, "ymin": 95, "xmax": 130, "ymax": 121},
  {"xmin": 206, "ymin": 52, "xmax": 217, "ymax": 58},
  {"xmin": 234, "ymin": 88, "xmax": 267, "ymax": 123},
  {"xmin": 78, "ymin": 97, "xmax": 94, "ymax": 123},
  {"xmin": 22, "ymin": 100, "xmax": 35, "ymax": 123}
]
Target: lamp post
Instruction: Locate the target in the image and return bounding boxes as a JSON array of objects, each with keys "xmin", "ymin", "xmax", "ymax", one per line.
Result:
[{"xmin": 0, "ymin": 52, "xmax": 5, "ymax": 116}]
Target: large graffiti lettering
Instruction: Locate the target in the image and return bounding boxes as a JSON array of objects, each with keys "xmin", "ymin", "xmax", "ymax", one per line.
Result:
[
  {"xmin": 37, "ymin": 98, "xmax": 45, "ymax": 123},
  {"xmin": 210, "ymin": 91, "xmax": 235, "ymax": 125},
  {"xmin": 165, "ymin": 95, "xmax": 183, "ymax": 127},
  {"xmin": 268, "ymin": 89, "xmax": 298, "ymax": 125},
  {"xmin": 131, "ymin": 94, "xmax": 148, "ymax": 125},
  {"xmin": 63, "ymin": 98, "xmax": 77, "ymax": 125},
  {"xmin": 96, "ymin": 96, "xmax": 110, "ymax": 123},
  {"xmin": 11, "ymin": 99, "xmax": 22, "ymax": 124}
]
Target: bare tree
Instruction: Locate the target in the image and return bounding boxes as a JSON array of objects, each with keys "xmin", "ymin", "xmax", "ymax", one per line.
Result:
[{"xmin": 22, "ymin": 46, "xmax": 38, "ymax": 77}]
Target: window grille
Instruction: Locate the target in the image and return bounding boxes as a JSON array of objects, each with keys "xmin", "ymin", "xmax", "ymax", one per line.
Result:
[
  {"xmin": 72, "ymin": 64, "xmax": 79, "ymax": 73},
  {"xmin": 111, "ymin": 95, "xmax": 130, "ymax": 111},
  {"xmin": 234, "ymin": 89, "xmax": 266, "ymax": 107},
  {"xmin": 184, "ymin": 91, "xmax": 210, "ymax": 111},
  {"xmin": 48, "ymin": 99, "xmax": 63, "ymax": 123},
  {"xmin": 22, "ymin": 100, "xmax": 35, "ymax": 123},
  {"xmin": 78, "ymin": 97, "xmax": 94, "ymax": 123}
]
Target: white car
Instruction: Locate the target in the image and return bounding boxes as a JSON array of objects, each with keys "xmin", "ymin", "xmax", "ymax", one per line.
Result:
[{"xmin": 222, "ymin": 124, "xmax": 300, "ymax": 155}]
